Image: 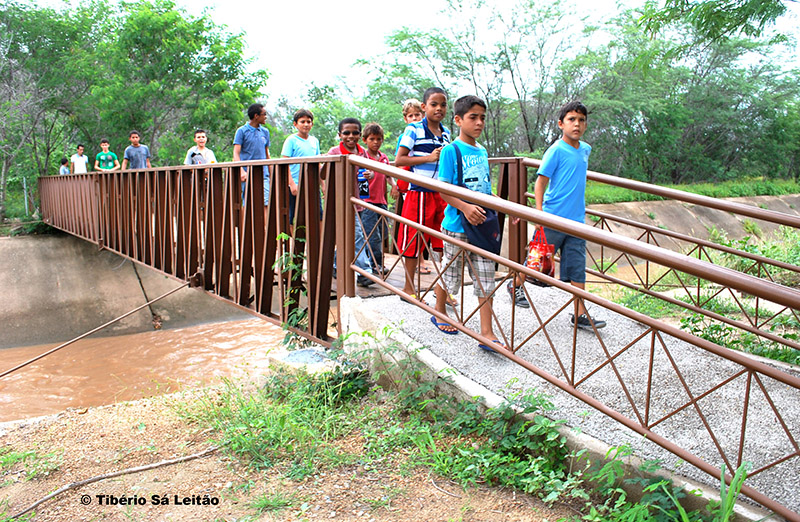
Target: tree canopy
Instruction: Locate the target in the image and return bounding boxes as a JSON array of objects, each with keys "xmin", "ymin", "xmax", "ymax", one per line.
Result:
[{"xmin": 0, "ymin": 0, "xmax": 267, "ymax": 220}]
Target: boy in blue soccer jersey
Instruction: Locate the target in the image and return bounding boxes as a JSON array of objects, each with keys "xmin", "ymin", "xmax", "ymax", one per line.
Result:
[
  {"xmin": 432, "ymin": 95, "xmax": 511, "ymax": 351},
  {"xmin": 395, "ymin": 87, "xmax": 451, "ymax": 299},
  {"xmin": 281, "ymin": 108, "xmax": 320, "ymax": 226},
  {"xmin": 509, "ymin": 100, "xmax": 607, "ymax": 331}
]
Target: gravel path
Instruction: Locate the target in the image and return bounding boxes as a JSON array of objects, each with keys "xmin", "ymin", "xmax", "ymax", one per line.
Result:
[{"xmin": 365, "ymin": 282, "xmax": 800, "ymax": 515}]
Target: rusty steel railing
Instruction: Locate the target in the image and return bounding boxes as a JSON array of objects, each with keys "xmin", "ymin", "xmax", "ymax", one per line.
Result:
[
  {"xmin": 337, "ymin": 156, "xmax": 800, "ymax": 520},
  {"xmin": 39, "ymin": 174, "xmax": 101, "ymax": 243},
  {"xmin": 41, "ymin": 157, "xmax": 345, "ymax": 345},
  {"xmin": 40, "ymin": 156, "xmax": 800, "ymax": 519},
  {"xmin": 522, "ymin": 158, "xmax": 800, "ymax": 355}
]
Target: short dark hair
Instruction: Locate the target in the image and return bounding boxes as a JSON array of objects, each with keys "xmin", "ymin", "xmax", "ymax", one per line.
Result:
[
  {"xmin": 423, "ymin": 87, "xmax": 447, "ymax": 103},
  {"xmin": 129, "ymin": 130, "xmax": 140, "ymax": 137},
  {"xmin": 558, "ymin": 101, "xmax": 588, "ymax": 122},
  {"xmin": 61, "ymin": 157, "xmax": 68, "ymax": 165},
  {"xmin": 453, "ymin": 95, "xmax": 486, "ymax": 118},
  {"xmin": 293, "ymin": 109, "xmax": 314, "ymax": 123},
  {"xmin": 77, "ymin": 144, "xmax": 85, "ymax": 149},
  {"xmin": 194, "ymin": 129, "xmax": 207, "ymax": 137},
  {"xmin": 247, "ymin": 103, "xmax": 264, "ymax": 120},
  {"xmin": 99, "ymin": 138, "xmax": 109, "ymax": 144},
  {"xmin": 362, "ymin": 123, "xmax": 384, "ymax": 140},
  {"xmin": 338, "ymin": 117, "xmax": 362, "ymax": 133}
]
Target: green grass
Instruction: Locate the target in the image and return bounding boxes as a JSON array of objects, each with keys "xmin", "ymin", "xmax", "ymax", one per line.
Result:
[
  {"xmin": 710, "ymin": 226, "xmax": 800, "ymax": 287},
  {"xmin": 175, "ymin": 336, "xmax": 754, "ymax": 521},
  {"xmin": 614, "ymin": 288, "xmax": 684, "ymax": 319},
  {"xmin": 585, "ymin": 177, "xmax": 800, "ymax": 205},
  {"xmin": 251, "ymin": 491, "xmax": 296, "ymax": 514},
  {"xmin": 681, "ymin": 313, "xmax": 800, "ymax": 365},
  {"xmin": 185, "ymin": 364, "xmax": 369, "ymax": 475},
  {"xmin": 0, "ymin": 448, "xmax": 61, "ymax": 480}
]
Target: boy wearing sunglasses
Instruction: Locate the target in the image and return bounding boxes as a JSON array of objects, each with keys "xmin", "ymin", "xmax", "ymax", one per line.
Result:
[{"xmin": 327, "ymin": 118, "xmax": 374, "ymax": 287}]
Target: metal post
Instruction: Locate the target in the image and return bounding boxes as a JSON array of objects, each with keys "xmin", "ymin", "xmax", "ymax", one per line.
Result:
[{"xmin": 23, "ymin": 177, "xmax": 29, "ymax": 216}]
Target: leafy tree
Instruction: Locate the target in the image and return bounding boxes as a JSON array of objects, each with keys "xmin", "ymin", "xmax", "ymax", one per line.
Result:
[
  {"xmin": 569, "ymin": 11, "xmax": 800, "ymax": 184},
  {"xmin": 0, "ymin": 0, "xmax": 267, "ymax": 219},
  {"xmin": 640, "ymin": 0, "xmax": 790, "ymax": 41},
  {"xmin": 493, "ymin": 0, "xmax": 591, "ymax": 154},
  {"xmin": 0, "ymin": 2, "xmax": 97, "ymax": 220},
  {"xmin": 86, "ymin": 0, "xmax": 267, "ymax": 165},
  {"xmin": 362, "ymin": 0, "xmax": 592, "ymax": 157}
]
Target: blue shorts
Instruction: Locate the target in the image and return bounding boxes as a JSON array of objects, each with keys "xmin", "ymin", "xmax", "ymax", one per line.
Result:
[
  {"xmin": 541, "ymin": 227, "xmax": 586, "ymax": 284},
  {"xmin": 240, "ymin": 170, "xmax": 270, "ymax": 206}
]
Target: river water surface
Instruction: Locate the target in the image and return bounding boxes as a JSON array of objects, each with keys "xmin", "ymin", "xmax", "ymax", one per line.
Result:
[{"xmin": 0, "ymin": 318, "xmax": 284, "ymax": 422}]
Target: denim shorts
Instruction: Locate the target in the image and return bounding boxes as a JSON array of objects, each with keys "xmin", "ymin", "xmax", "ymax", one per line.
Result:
[{"xmin": 541, "ymin": 227, "xmax": 586, "ymax": 284}]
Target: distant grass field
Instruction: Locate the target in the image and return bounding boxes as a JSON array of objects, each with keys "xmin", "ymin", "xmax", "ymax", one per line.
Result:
[{"xmin": 585, "ymin": 177, "xmax": 800, "ymax": 205}]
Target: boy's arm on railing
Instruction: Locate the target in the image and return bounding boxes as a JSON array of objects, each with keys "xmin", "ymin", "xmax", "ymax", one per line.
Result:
[{"xmin": 440, "ymin": 192, "xmax": 486, "ymax": 225}]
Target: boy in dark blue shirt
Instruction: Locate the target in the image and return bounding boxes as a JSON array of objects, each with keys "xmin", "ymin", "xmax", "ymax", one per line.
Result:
[{"xmin": 233, "ymin": 103, "xmax": 271, "ymax": 216}]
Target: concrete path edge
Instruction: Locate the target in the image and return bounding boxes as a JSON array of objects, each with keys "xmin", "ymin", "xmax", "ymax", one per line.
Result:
[{"xmin": 339, "ymin": 295, "xmax": 778, "ymax": 522}]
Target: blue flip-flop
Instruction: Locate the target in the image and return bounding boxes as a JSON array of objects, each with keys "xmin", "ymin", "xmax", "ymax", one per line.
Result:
[
  {"xmin": 479, "ymin": 340, "xmax": 503, "ymax": 353},
  {"xmin": 430, "ymin": 315, "xmax": 458, "ymax": 335}
]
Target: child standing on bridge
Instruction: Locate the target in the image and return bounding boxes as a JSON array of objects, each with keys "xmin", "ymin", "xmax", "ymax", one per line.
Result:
[
  {"xmin": 327, "ymin": 118, "xmax": 374, "ymax": 287},
  {"xmin": 95, "ymin": 139, "xmax": 120, "ymax": 171},
  {"xmin": 281, "ymin": 109, "xmax": 320, "ymax": 226},
  {"xmin": 70, "ymin": 144, "xmax": 89, "ymax": 174},
  {"xmin": 395, "ymin": 87, "xmax": 451, "ymax": 300},
  {"xmin": 509, "ymin": 101, "xmax": 606, "ymax": 331},
  {"xmin": 361, "ymin": 122, "xmax": 394, "ymax": 275},
  {"xmin": 233, "ymin": 103, "xmax": 271, "ymax": 214},
  {"xmin": 392, "ymin": 99, "xmax": 423, "ymax": 201},
  {"xmin": 432, "ymin": 95, "xmax": 510, "ymax": 351},
  {"xmin": 121, "ymin": 131, "xmax": 151, "ymax": 170},
  {"xmin": 59, "ymin": 157, "xmax": 69, "ymax": 176},
  {"xmin": 184, "ymin": 129, "xmax": 217, "ymax": 165}
]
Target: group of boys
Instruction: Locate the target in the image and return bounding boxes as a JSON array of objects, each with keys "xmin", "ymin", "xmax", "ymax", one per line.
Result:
[
  {"xmin": 390, "ymin": 90, "xmax": 606, "ymax": 352},
  {"xmin": 58, "ymin": 93, "xmax": 606, "ymax": 346},
  {"xmin": 59, "ymin": 131, "xmax": 156, "ymax": 175},
  {"xmin": 59, "ymin": 129, "xmax": 216, "ymax": 176},
  {"xmin": 273, "ymin": 88, "xmax": 606, "ymax": 350}
]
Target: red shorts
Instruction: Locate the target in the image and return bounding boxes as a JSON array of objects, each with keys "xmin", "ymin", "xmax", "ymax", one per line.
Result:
[
  {"xmin": 397, "ymin": 190, "xmax": 446, "ymax": 257},
  {"xmin": 397, "ymin": 166, "xmax": 410, "ymax": 193}
]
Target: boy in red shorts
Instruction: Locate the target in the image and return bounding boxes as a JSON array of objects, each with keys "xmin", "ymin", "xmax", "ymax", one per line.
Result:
[{"xmin": 395, "ymin": 87, "xmax": 451, "ymax": 299}]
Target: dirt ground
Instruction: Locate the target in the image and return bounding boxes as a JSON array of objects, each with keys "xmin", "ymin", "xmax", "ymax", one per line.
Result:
[{"xmin": 0, "ymin": 390, "xmax": 578, "ymax": 522}]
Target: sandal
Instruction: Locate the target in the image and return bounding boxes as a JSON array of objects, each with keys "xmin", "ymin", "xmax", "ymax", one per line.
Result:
[
  {"xmin": 418, "ymin": 265, "xmax": 432, "ymax": 275},
  {"xmin": 401, "ymin": 293, "xmax": 418, "ymax": 305},
  {"xmin": 430, "ymin": 315, "xmax": 458, "ymax": 335},
  {"xmin": 478, "ymin": 340, "xmax": 503, "ymax": 353}
]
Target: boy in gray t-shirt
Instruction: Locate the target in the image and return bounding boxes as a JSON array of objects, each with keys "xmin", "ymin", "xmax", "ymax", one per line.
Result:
[{"xmin": 121, "ymin": 130, "xmax": 151, "ymax": 170}]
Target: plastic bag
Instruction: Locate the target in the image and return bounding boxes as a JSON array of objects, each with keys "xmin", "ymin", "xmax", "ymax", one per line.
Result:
[{"xmin": 525, "ymin": 227, "xmax": 555, "ymax": 278}]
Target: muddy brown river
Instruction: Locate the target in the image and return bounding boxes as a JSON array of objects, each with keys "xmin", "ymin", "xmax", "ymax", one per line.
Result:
[{"xmin": 0, "ymin": 318, "xmax": 284, "ymax": 422}]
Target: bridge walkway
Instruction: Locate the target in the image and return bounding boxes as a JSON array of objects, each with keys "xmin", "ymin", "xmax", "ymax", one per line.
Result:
[{"xmin": 363, "ymin": 284, "xmax": 800, "ymax": 516}]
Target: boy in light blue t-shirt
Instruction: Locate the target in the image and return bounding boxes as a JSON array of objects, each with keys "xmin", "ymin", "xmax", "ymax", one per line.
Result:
[
  {"xmin": 281, "ymin": 109, "xmax": 320, "ymax": 225},
  {"xmin": 509, "ymin": 100, "xmax": 606, "ymax": 332},
  {"xmin": 433, "ymin": 95, "xmax": 513, "ymax": 352}
]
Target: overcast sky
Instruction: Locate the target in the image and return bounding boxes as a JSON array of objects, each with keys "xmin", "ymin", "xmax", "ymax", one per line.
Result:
[
  {"xmin": 179, "ymin": 0, "xmax": 800, "ymax": 107},
  {"xmin": 43, "ymin": 0, "xmax": 800, "ymax": 106},
  {"xmin": 180, "ymin": 0, "xmax": 504, "ymax": 104}
]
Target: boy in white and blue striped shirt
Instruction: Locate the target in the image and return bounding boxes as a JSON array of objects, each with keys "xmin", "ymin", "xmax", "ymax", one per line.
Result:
[{"xmin": 395, "ymin": 87, "xmax": 451, "ymax": 299}]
